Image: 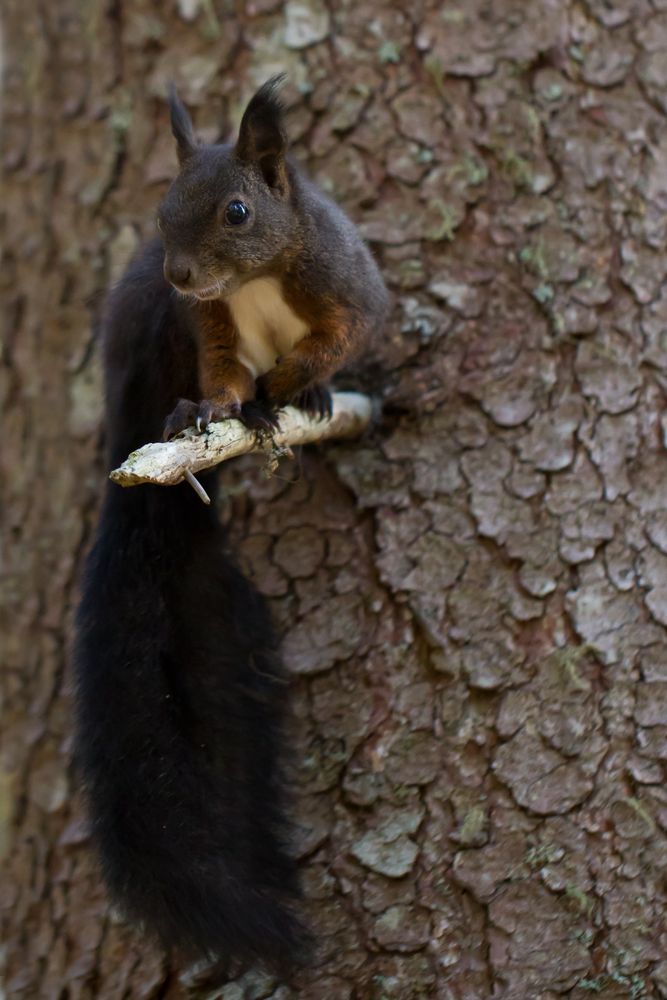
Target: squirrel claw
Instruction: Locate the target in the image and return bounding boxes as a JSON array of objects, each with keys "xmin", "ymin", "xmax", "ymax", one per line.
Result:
[
  {"xmin": 163, "ymin": 397, "xmax": 242, "ymax": 439},
  {"xmin": 163, "ymin": 398, "xmax": 200, "ymax": 440},
  {"xmin": 294, "ymin": 383, "xmax": 333, "ymax": 421},
  {"xmin": 240, "ymin": 400, "xmax": 281, "ymax": 433}
]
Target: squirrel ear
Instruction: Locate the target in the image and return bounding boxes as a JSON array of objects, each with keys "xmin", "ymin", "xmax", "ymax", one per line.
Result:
[
  {"xmin": 169, "ymin": 85, "xmax": 198, "ymax": 165},
  {"xmin": 236, "ymin": 75, "xmax": 289, "ymax": 196}
]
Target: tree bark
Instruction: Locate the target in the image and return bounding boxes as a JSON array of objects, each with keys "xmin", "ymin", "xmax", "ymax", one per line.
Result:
[{"xmin": 3, "ymin": 1, "xmax": 667, "ymax": 998}]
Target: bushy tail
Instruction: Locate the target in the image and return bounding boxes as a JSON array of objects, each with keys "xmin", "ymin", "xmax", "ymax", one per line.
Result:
[{"xmin": 73, "ymin": 481, "xmax": 309, "ymax": 971}]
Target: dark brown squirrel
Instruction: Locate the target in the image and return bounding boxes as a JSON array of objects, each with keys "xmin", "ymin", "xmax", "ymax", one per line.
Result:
[
  {"xmin": 160, "ymin": 75, "xmax": 389, "ymax": 439},
  {"xmin": 72, "ymin": 75, "xmax": 388, "ymax": 983}
]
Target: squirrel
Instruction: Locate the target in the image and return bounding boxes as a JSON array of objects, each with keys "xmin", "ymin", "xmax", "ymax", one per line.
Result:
[{"xmin": 73, "ymin": 74, "xmax": 389, "ymax": 981}]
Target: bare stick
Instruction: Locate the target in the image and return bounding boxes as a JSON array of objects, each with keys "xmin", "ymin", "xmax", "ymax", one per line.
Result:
[
  {"xmin": 110, "ymin": 392, "xmax": 372, "ymax": 490},
  {"xmin": 183, "ymin": 469, "xmax": 211, "ymax": 505}
]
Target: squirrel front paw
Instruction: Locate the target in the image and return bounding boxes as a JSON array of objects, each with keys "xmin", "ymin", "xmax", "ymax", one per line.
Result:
[
  {"xmin": 163, "ymin": 395, "xmax": 242, "ymax": 440},
  {"xmin": 240, "ymin": 399, "xmax": 281, "ymax": 432},
  {"xmin": 256, "ymin": 370, "xmax": 332, "ymax": 421},
  {"xmin": 255, "ymin": 365, "xmax": 303, "ymax": 410},
  {"xmin": 294, "ymin": 383, "xmax": 333, "ymax": 420}
]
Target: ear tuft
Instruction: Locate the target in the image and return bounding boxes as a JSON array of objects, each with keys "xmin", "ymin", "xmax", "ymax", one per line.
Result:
[
  {"xmin": 236, "ymin": 75, "xmax": 289, "ymax": 194},
  {"xmin": 169, "ymin": 84, "xmax": 198, "ymax": 166}
]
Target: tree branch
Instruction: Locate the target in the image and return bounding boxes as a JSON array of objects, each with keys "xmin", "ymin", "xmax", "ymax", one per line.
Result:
[{"xmin": 109, "ymin": 391, "xmax": 372, "ymax": 503}]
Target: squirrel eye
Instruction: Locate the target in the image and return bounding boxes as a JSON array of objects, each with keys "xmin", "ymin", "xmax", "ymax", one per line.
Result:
[{"xmin": 224, "ymin": 200, "xmax": 249, "ymax": 226}]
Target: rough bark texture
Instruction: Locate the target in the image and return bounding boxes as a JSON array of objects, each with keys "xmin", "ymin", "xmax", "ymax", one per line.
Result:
[{"xmin": 3, "ymin": 1, "xmax": 667, "ymax": 998}]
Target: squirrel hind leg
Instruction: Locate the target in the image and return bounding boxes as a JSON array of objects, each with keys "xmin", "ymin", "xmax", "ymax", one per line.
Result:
[{"xmin": 294, "ymin": 383, "xmax": 333, "ymax": 421}]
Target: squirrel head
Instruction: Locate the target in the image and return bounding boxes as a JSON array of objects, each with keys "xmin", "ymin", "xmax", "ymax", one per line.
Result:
[{"xmin": 158, "ymin": 76, "xmax": 297, "ymax": 300}]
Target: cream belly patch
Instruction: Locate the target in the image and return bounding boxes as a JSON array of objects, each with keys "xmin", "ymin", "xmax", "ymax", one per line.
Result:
[{"xmin": 227, "ymin": 276, "xmax": 310, "ymax": 377}]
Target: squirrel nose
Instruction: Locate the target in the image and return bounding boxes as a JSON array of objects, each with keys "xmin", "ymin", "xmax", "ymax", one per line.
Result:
[{"xmin": 164, "ymin": 258, "xmax": 193, "ymax": 289}]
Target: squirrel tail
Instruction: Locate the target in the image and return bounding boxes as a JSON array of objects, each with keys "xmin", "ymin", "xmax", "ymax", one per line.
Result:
[{"xmin": 73, "ymin": 480, "xmax": 309, "ymax": 972}]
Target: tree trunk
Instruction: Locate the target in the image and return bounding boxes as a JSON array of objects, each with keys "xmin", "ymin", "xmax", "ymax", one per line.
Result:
[{"xmin": 3, "ymin": 1, "xmax": 667, "ymax": 997}]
